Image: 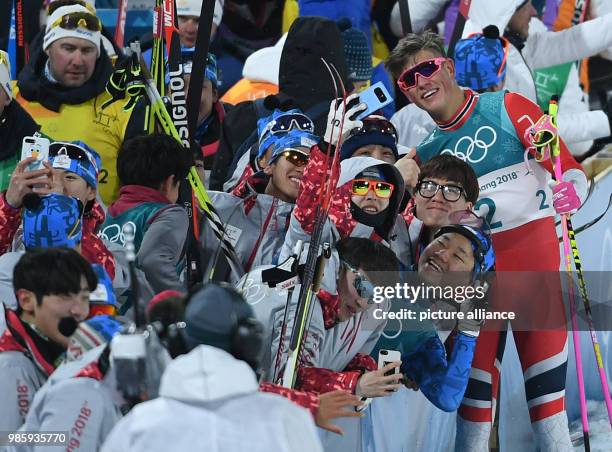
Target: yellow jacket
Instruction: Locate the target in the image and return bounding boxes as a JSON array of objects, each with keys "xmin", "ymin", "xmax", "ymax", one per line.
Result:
[{"xmin": 14, "ymin": 85, "xmax": 138, "ymax": 205}]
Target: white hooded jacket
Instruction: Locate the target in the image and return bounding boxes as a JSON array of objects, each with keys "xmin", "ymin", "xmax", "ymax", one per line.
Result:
[{"xmin": 101, "ymin": 345, "xmax": 322, "ymax": 452}]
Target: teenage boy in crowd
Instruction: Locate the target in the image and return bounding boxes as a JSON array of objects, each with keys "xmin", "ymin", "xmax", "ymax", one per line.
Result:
[
  {"xmin": 0, "ymin": 140, "xmax": 115, "ymax": 279},
  {"xmin": 0, "ymin": 248, "xmax": 96, "ymax": 430},
  {"xmin": 201, "ymin": 128, "xmax": 318, "ymax": 280},
  {"xmin": 388, "ymin": 30, "xmax": 587, "ymax": 450},
  {"xmin": 101, "ymin": 134, "xmax": 193, "ymax": 299},
  {"xmin": 409, "ymin": 155, "xmax": 480, "ymax": 264}
]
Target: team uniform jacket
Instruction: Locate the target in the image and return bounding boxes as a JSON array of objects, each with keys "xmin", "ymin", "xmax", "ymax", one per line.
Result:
[
  {"xmin": 202, "ymin": 172, "xmax": 295, "ymax": 280},
  {"xmin": 0, "ymin": 310, "xmax": 59, "ymax": 430},
  {"xmin": 8, "ymin": 345, "xmax": 122, "ymax": 452},
  {"xmin": 416, "ymin": 89, "xmax": 586, "ymax": 236},
  {"xmin": 101, "ymin": 186, "xmax": 188, "ymax": 296}
]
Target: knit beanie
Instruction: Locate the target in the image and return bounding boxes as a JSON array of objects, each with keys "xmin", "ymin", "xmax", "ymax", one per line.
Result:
[
  {"xmin": 184, "ymin": 284, "xmax": 255, "ymax": 353},
  {"xmin": 341, "ymin": 21, "xmax": 372, "ymax": 82},
  {"xmin": 454, "ymin": 25, "xmax": 507, "ymax": 91},
  {"xmin": 44, "ymin": 5, "xmax": 101, "ymax": 56},
  {"xmin": 340, "ymin": 131, "xmax": 398, "ymax": 161}
]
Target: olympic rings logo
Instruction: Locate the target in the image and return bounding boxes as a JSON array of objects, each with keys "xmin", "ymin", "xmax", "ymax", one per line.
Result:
[
  {"xmin": 441, "ymin": 126, "xmax": 497, "ymax": 164},
  {"xmin": 99, "ymin": 221, "xmax": 137, "ymax": 246}
]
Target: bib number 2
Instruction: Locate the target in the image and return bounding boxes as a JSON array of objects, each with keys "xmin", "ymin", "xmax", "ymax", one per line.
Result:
[{"xmin": 474, "ymin": 198, "xmax": 503, "ymax": 229}]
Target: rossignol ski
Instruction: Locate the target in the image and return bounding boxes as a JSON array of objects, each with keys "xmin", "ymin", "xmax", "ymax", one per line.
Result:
[{"xmin": 163, "ymin": 0, "xmax": 203, "ymax": 287}]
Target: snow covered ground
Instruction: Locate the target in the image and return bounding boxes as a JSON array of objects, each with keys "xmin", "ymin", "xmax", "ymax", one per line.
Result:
[{"xmin": 570, "ymin": 401, "xmax": 612, "ymax": 451}]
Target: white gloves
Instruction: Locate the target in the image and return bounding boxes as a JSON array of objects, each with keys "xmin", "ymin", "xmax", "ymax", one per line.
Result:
[{"xmin": 323, "ymin": 93, "xmax": 367, "ymax": 147}]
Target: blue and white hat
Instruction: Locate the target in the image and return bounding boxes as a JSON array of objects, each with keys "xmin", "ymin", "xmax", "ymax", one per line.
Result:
[
  {"xmin": 454, "ymin": 25, "xmax": 509, "ymax": 92},
  {"xmin": 434, "ymin": 224, "xmax": 495, "ymax": 278},
  {"xmin": 23, "ymin": 193, "xmax": 83, "ymax": 249},
  {"xmin": 257, "ymin": 109, "xmax": 315, "ymax": 159},
  {"xmin": 269, "ymin": 130, "xmax": 318, "ymax": 164},
  {"xmin": 66, "ymin": 315, "xmax": 123, "ymax": 362},
  {"xmin": 49, "ymin": 141, "xmax": 101, "ymax": 189}
]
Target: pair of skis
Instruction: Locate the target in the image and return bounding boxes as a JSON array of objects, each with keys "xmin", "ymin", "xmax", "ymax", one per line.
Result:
[
  {"xmin": 280, "ymin": 59, "xmax": 349, "ymax": 389},
  {"xmin": 145, "ymin": 0, "xmax": 242, "ymax": 285}
]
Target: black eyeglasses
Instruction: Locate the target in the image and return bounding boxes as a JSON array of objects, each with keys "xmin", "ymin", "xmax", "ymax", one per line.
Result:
[{"xmin": 416, "ymin": 180, "xmax": 465, "ymax": 202}]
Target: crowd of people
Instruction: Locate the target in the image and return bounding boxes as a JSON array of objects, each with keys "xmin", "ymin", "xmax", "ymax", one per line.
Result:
[{"xmin": 0, "ymin": 0, "xmax": 608, "ymax": 451}]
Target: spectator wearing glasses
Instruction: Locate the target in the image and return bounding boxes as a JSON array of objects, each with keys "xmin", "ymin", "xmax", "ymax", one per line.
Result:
[
  {"xmin": 0, "ymin": 140, "xmax": 115, "ymax": 280},
  {"xmin": 14, "ymin": 4, "xmax": 145, "ymax": 205},
  {"xmin": 201, "ymin": 128, "xmax": 319, "ymax": 282},
  {"xmin": 340, "ymin": 115, "xmax": 420, "ymax": 189},
  {"xmin": 388, "ymin": 30, "xmax": 586, "ymax": 451},
  {"xmin": 410, "ymin": 155, "xmax": 480, "ymax": 264}
]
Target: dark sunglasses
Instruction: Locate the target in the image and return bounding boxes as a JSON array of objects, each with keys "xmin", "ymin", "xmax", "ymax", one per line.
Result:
[
  {"xmin": 397, "ymin": 57, "xmax": 448, "ymax": 91},
  {"xmin": 416, "ymin": 180, "xmax": 465, "ymax": 202},
  {"xmin": 352, "ymin": 179, "xmax": 394, "ymax": 199},
  {"xmin": 280, "ymin": 149, "xmax": 309, "ymax": 167},
  {"xmin": 50, "ymin": 12, "xmax": 102, "ymax": 32}
]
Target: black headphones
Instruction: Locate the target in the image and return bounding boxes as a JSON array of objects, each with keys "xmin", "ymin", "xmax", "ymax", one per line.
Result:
[{"xmin": 162, "ymin": 284, "xmax": 264, "ymax": 371}]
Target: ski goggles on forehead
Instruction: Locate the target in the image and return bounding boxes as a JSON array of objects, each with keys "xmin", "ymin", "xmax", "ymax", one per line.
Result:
[
  {"xmin": 50, "ymin": 142, "xmax": 99, "ymax": 172},
  {"xmin": 47, "ymin": 0, "xmax": 96, "ymax": 15},
  {"xmin": 342, "ymin": 260, "xmax": 376, "ymax": 304},
  {"xmin": 397, "ymin": 57, "xmax": 448, "ymax": 91},
  {"xmin": 50, "ymin": 12, "xmax": 102, "ymax": 32},
  {"xmin": 352, "ymin": 179, "xmax": 394, "ymax": 199},
  {"xmin": 268, "ymin": 114, "xmax": 314, "ymax": 136},
  {"xmin": 280, "ymin": 149, "xmax": 309, "ymax": 167},
  {"xmin": 353, "ymin": 116, "xmax": 398, "ymax": 143}
]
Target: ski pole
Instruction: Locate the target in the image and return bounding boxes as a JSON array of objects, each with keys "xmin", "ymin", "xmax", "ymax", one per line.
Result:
[
  {"xmin": 548, "ymin": 97, "xmax": 589, "ymax": 450},
  {"xmin": 549, "ymin": 97, "xmax": 612, "ymax": 430}
]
